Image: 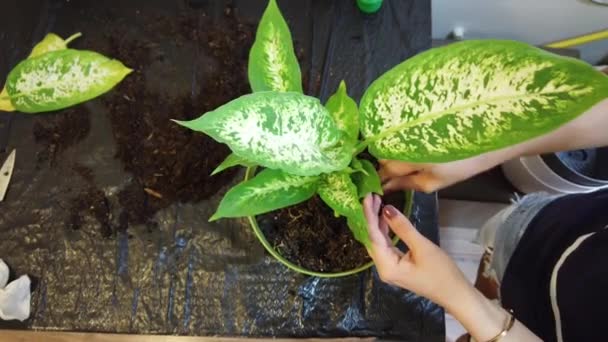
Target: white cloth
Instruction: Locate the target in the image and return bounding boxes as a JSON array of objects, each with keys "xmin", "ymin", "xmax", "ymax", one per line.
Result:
[{"xmin": 0, "ymin": 259, "xmax": 30, "ymax": 321}]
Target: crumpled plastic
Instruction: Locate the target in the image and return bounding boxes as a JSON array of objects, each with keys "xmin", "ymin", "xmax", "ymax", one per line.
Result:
[{"xmin": 0, "ymin": 260, "xmax": 31, "ymax": 321}]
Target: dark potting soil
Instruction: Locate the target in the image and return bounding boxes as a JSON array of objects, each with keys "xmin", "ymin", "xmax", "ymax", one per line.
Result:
[
  {"xmin": 32, "ymin": 105, "xmax": 91, "ymax": 165},
  {"xmin": 258, "ymin": 193, "xmax": 405, "ymax": 273},
  {"xmin": 101, "ymin": 7, "xmax": 254, "ymax": 228},
  {"xmin": 67, "ymin": 186, "xmax": 113, "ymax": 237},
  {"xmin": 31, "ymin": 6, "xmax": 255, "ymax": 235}
]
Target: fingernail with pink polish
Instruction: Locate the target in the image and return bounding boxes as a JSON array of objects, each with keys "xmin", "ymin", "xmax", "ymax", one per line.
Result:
[{"xmin": 382, "ymin": 205, "xmax": 399, "ymax": 219}]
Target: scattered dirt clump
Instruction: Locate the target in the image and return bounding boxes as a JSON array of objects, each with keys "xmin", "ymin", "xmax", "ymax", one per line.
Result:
[{"xmin": 32, "ymin": 106, "xmax": 90, "ymax": 165}]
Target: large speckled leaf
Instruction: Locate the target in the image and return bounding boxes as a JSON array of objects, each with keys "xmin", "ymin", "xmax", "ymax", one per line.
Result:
[
  {"xmin": 211, "ymin": 153, "xmax": 255, "ymax": 176},
  {"xmin": 5, "ymin": 49, "xmax": 132, "ymax": 113},
  {"xmin": 174, "ymin": 91, "xmax": 351, "ymax": 176},
  {"xmin": 360, "ymin": 40, "xmax": 608, "ymax": 163},
  {"xmin": 318, "ymin": 171, "xmax": 370, "ymax": 247},
  {"xmin": 351, "ymin": 159, "xmax": 383, "ymax": 198},
  {"xmin": 325, "ymin": 80, "xmax": 359, "ymax": 147},
  {"xmin": 210, "ymin": 168, "xmax": 318, "ymax": 220},
  {"xmin": 0, "ymin": 32, "xmax": 82, "ymax": 112},
  {"xmin": 248, "ymin": 0, "xmax": 302, "ymax": 93}
]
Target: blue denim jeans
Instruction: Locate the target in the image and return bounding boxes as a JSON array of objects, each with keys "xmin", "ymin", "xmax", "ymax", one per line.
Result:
[{"xmin": 479, "ymin": 193, "xmax": 563, "ymax": 283}]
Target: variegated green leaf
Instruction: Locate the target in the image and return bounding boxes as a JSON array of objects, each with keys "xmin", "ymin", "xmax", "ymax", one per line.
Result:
[
  {"xmin": 248, "ymin": 0, "xmax": 302, "ymax": 93},
  {"xmin": 360, "ymin": 40, "xmax": 608, "ymax": 163},
  {"xmin": 351, "ymin": 159, "xmax": 383, "ymax": 198},
  {"xmin": 318, "ymin": 172, "xmax": 359, "ymax": 218},
  {"xmin": 1, "ymin": 32, "xmax": 82, "ymax": 112},
  {"xmin": 210, "ymin": 168, "xmax": 318, "ymax": 220},
  {"xmin": 5, "ymin": 49, "xmax": 132, "ymax": 113},
  {"xmin": 325, "ymin": 80, "xmax": 359, "ymax": 147},
  {"xmin": 318, "ymin": 171, "xmax": 370, "ymax": 246},
  {"xmin": 174, "ymin": 91, "xmax": 351, "ymax": 176},
  {"xmin": 211, "ymin": 153, "xmax": 256, "ymax": 176},
  {"xmin": 28, "ymin": 32, "xmax": 82, "ymax": 58},
  {"xmin": 347, "ymin": 210, "xmax": 370, "ymax": 248}
]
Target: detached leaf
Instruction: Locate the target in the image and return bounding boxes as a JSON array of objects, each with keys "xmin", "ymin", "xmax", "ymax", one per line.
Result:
[
  {"xmin": 325, "ymin": 80, "xmax": 359, "ymax": 147},
  {"xmin": 29, "ymin": 32, "xmax": 82, "ymax": 58},
  {"xmin": 174, "ymin": 91, "xmax": 351, "ymax": 176},
  {"xmin": 211, "ymin": 153, "xmax": 255, "ymax": 176},
  {"xmin": 1, "ymin": 32, "xmax": 82, "ymax": 112},
  {"xmin": 360, "ymin": 40, "xmax": 608, "ymax": 163},
  {"xmin": 6, "ymin": 49, "xmax": 132, "ymax": 113},
  {"xmin": 211, "ymin": 168, "xmax": 318, "ymax": 220},
  {"xmin": 318, "ymin": 171, "xmax": 370, "ymax": 246},
  {"xmin": 351, "ymin": 159, "xmax": 383, "ymax": 198},
  {"xmin": 248, "ymin": 0, "xmax": 302, "ymax": 93}
]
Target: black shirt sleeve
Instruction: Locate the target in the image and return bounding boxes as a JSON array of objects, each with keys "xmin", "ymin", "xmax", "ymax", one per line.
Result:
[{"xmin": 500, "ymin": 188, "xmax": 608, "ymax": 342}]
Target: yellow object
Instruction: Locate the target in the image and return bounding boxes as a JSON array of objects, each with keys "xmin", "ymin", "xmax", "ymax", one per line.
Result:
[
  {"xmin": 545, "ymin": 29, "xmax": 608, "ymax": 48},
  {"xmin": 0, "ymin": 88, "xmax": 15, "ymax": 112}
]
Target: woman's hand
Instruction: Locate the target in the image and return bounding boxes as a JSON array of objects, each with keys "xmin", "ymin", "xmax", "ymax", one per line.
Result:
[
  {"xmin": 379, "ymin": 99, "xmax": 608, "ymax": 193},
  {"xmin": 363, "ymin": 194, "xmax": 542, "ymax": 341},
  {"xmin": 379, "ymin": 152, "xmax": 502, "ymax": 193},
  {"xmin": 362, "ymin": 194, "xmax": 471, "ymax": 309}
]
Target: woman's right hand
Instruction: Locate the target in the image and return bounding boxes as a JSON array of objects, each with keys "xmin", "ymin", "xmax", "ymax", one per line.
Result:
[
  {"xmin": 379, "ymin": 150, "xmax": 507, "ymax": 193},
  {"xmin": 379, "ymin": 98, "xmax": 608, "ymax": 193}
]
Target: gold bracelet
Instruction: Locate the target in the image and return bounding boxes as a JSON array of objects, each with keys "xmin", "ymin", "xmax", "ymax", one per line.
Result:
[{"xmin": 485, "ymin": 309, "xmax": 515, "ymax": 342}]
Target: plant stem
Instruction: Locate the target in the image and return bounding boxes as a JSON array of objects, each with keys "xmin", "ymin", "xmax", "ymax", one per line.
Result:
[
  {"xmin": 65, "ymin": 32, "xmax": 83, "ymax": 45},
  {"xmin": 353, "ymin": 141, "xmax": 368, "ymax": 156}
]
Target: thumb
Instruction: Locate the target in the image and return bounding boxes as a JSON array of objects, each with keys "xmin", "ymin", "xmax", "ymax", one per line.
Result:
[{"xmin": 381, "ymin": 205, "xmax": 428, "ymax": 252}]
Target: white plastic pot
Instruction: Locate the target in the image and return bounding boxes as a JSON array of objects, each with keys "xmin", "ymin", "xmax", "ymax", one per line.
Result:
[{"xmin": 502, "ymin": 155, "xmax": 608, "ymax": 194}]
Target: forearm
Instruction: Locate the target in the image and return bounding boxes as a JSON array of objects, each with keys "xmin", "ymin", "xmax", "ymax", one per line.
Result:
[
  {"xmin": 516, "ymin": 98, "xmax": 608, "ymax": 157},
  {"xmin": 444, "ymin": 282, "xmax": 542, "ymax": 342},
  {"xmin": 472, "ymin": 98, "xmax": 608, "ymax": 172}
]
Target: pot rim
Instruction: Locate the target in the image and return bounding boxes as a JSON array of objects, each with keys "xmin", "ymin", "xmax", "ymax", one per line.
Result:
[
  {"xmin": 245, "ymin": 166, "xmax": 414, "ymax": 278},
  {"xmin": 541, "ymin": 149, "xmax": 608, "ymax": 187}
]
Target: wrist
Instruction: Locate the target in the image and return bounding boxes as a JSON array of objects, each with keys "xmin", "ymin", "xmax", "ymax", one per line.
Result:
[
  {"xmin": 481, "ymin": 120, "xmax": 576, "ymax": 162},
  {"xmin": 445, "ymin": 285, "xmax": 507, "ymax": 342}
]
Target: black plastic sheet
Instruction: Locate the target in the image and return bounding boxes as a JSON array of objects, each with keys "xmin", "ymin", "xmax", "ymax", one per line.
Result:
[{"xmin": 0, "ymin": 0, "xmax": 443, "ymax": 339}]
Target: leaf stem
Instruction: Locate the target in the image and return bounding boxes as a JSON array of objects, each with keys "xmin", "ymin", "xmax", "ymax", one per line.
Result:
[
  {"xmin": 353, "ymin": 141, "xmax": 368, "ymax": 156},
  {"xmin": 65, "ymin": 32, "xmax": 83, "ymax": 45}
]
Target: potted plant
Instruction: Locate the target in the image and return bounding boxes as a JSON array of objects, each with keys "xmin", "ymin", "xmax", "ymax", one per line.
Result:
[{"xmin": 175, "ymin": 0, "xmax": 608, "ymax": 277}]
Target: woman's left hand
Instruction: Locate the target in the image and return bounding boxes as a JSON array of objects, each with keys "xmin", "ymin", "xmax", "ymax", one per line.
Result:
[
  {"xmin": 362, "ymin": 194, "xmax": 472, "ymax": 310},
  {"xmin": 362, "ymin": 194, "xmax": 542, "ymax": 341}
]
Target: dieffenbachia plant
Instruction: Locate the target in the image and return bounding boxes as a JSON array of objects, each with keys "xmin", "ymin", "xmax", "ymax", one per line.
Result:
[
  {"xmin": 0, "ymin": 32, "xmax": 131, "ymax": 113},
  {"xmin": 175, "ymin": 0, "xmax": 608, "ymax": 248}
]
